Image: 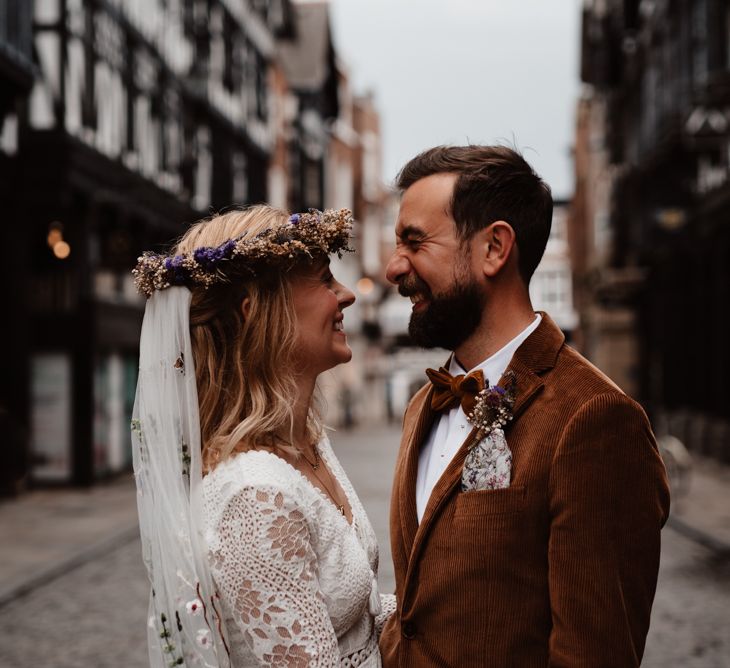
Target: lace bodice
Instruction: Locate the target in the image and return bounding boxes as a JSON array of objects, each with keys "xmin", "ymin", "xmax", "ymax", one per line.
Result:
[{"xmin": 203, "ymin": 435, "xmax": 393, "ymax": 667}]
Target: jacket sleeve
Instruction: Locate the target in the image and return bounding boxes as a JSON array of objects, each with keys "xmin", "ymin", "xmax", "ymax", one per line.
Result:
[{"xmin": 547, "ymin": 392, "xmax": 670, "ymax": 667}]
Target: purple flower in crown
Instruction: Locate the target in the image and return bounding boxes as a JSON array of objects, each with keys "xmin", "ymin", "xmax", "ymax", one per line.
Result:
[
  {"xmin": 165, "ymin": 255, "xmax": 187, "ymax": 285},
  {"xmin": 289, "ymin": 213, "xmax": 301, "ymax": 225},
  {"xmin": 193, "ymin": 247, "xmax": 213, "ymax": 268},
  {"xmin": 193, "ymin": 245, "xmax": 229, "ymax": 270}
]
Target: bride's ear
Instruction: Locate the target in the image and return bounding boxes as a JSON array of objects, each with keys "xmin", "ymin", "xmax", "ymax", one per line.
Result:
[{"xmin": 241, "ymin": 297, "xmax": 251, "ymax": 321}]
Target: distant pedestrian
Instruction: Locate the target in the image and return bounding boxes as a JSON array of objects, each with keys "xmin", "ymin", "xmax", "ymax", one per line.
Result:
[
  {"xmin": 380, "ymin": 145, "xmax": 670, "ymax": 667},
  {"xmin": 132, "ymin": 206, "xmax": 393, "ymax": 667}
]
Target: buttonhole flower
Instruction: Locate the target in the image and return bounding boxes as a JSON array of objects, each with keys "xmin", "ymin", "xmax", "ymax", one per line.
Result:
[{"xmin": 466, "ymin": 371, "xmax": 517, "ymax": 441}]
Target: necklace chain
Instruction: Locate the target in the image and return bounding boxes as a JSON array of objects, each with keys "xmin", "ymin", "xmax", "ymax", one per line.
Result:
[
  {"xmin": 298, "ymin": 444, "xmax": 346, "ymax": 516},
  {"xmin": 298, "ymin": 443, "xmax": 320, "ymax": 470}
]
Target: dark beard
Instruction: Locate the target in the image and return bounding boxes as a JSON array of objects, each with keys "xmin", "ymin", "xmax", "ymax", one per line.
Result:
[{"xmin": 407, "ymin": 280, "xmax": 484, "ymax": 350}]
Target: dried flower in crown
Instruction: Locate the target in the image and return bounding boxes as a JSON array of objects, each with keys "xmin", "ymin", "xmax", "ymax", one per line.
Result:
[
  {"xmin": 466, "ymin": 371, "xmax": 517, "ymax": 441},
  {"xmin": 132, "ymin": 208, "xmax": 354, "ymax": 297}
]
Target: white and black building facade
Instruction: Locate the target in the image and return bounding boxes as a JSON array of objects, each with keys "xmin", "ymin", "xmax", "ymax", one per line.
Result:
[{"xmin": 1, "ymin": 0, "xmax": 293, "ymax": 486}]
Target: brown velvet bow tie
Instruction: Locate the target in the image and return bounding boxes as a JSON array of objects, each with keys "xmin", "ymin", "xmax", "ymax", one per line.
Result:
[{"xmin": 425, "ymin": 366, "xmax": 485, "ymax": 414}]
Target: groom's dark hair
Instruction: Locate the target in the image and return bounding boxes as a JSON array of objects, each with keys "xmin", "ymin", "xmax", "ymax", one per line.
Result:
[{"xmin": 395, "ymin": 145, "xmax": 553, "ymax": 285}]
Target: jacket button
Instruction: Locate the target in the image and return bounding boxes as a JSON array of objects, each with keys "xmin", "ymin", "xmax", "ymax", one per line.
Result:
[{"xmin": 402, "ymin": 621, "xmax": 416, "ymax": 639}]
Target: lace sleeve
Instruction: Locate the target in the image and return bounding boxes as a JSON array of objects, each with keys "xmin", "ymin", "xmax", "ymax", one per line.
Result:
[
  {"xmin": 209, "ymin": 484, "xmax": 339, "ymax": 666},
  {"xmin": 375, "ymin": 594, "xmax": 396, "ymax": 639}
]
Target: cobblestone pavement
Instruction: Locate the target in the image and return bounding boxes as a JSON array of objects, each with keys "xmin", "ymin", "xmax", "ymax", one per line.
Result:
[
  {"xmin": 332, "ymin": 423, "xmax": 400, "ymax": 593},
  {"xmin": 0, "ymin": 423, "xmax": 728, "ymax": 666},
  {"xmin": 0, "ymin": 538, "xmax": 150, "ymax": 668},
  {"xmin": 643, "ymin": 528, "xmax": 730, "ymax": 667}
]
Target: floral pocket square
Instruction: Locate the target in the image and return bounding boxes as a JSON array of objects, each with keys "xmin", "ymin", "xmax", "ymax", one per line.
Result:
[
  {"xmin": 461, "ymin": 372, "xmax": 516, "ymax": 492},
  {"xmin": 461, "ymin": 428, "xmax": 512, "ymax": 491}
]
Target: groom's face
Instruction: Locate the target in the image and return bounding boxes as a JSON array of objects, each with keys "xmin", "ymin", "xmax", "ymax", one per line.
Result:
[{"xmin": 386, "ymin": 173, "xmax": 486, "ymax": 349}]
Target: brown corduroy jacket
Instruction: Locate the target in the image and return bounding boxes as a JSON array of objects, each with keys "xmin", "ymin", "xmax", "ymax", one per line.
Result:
[{"xmin": 380, "ymin": 314, "xmax": 670, "ymax": 667}]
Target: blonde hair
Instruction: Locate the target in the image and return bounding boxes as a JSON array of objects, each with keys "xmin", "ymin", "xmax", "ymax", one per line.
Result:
[{"xmin": 173, "ymin": 205, "xmax": 323, "ymax": 472}]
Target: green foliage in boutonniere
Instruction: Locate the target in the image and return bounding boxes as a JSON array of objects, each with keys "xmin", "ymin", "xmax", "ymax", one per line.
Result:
[{"xmin": 466, "ymin": 371, "xmax": 517, "ymax": 442}]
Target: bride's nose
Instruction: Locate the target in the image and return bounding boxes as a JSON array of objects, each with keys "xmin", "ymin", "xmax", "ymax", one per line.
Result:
[{"xmin": 335, "ymin": 281, "xmax": 356, "ymax": 309}]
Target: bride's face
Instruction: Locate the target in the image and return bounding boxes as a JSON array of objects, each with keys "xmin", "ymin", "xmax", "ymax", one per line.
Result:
[{"xmin": 290, "ymin": 258, "xmax": 356, "ymax": 376}]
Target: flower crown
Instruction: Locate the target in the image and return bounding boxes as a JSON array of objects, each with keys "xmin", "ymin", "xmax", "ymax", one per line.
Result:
[{"xmin": 133, "ymin": 208, "xmax": 354, "ymax": 297}]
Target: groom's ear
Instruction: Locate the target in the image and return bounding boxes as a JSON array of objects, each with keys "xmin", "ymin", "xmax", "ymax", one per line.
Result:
[{"xmin": 480, "ymin": 221, "xmax": 517, "ymax": 278}]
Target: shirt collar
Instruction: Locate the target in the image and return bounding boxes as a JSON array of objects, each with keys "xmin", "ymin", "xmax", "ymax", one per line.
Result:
[{"xmin": 449, "ymin": 313, "xmax": 542, "ymax": 387}]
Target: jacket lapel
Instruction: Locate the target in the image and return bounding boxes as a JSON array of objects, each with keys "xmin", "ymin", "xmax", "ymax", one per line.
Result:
[
  {"xmin": 397, "ymin": 384, "xmax": 437, "ymax": 555},
  {"xmin": 406, "ymin": 313, "xmax": 565, "ymax": 567},
  {"xmin": 501, "ymin": 356, "xmax": 545, "ymax": 423},
  {"xmin": 411, "ymin": 424, "xmax": 479, "ymax": 552},
  {"xmin": 499, "ymin": 311, "xmax": 564, "ymax": 421}
]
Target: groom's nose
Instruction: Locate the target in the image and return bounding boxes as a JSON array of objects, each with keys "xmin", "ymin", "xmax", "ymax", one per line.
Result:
[{"xmin": 385, "ymin": 250, "xmax": 410, "ymax": 285}]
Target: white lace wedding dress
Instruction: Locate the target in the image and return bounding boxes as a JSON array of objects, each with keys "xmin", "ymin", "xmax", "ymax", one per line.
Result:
[{"xmin": 203, "ymin": 434, "xmax": 395, "ymax": 667}]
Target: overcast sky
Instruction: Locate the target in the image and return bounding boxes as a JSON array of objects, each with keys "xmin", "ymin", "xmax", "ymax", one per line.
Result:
[{"xmin": 326, "ymin": 0, "xmax": 583, "ymax": 199}]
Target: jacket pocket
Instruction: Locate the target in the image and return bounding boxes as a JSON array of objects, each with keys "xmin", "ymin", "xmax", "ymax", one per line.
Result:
[{"xmin": 453, "ymin": 485, "xmax": 527, "ymax": 517}]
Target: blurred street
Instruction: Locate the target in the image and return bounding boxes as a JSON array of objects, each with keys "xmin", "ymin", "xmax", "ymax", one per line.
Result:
[
  {"xmin": 1, "ymin": 1, "xmax": 729, "ymax": 665},
  {"xmin": 0, "ymin": 422, "xmax": 728, "ymax": 667},
  {"xmin": 644, "ymin": 529, "xmax": 730, "ymax": 667}
]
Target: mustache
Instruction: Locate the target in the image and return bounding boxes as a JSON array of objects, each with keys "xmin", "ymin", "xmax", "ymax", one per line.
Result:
[{"xmin": 398, "ymin": 275, "xmax": 431, "ymax": 298}]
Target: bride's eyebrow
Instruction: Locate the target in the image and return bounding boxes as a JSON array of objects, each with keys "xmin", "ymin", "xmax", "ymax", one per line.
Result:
[{"xmin": 299, "ymin": 258, "xmax": 330, "ymax": 279}]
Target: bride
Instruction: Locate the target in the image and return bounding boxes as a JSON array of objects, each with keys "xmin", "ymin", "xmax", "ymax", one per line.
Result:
[{"xmin": 131, "ymin": 206, "xmax": 394, "ymax": 667}]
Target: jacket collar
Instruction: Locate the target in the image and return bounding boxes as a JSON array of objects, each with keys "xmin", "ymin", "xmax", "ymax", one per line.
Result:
[
  {"xmin": 398, "ymin": 312, "xmax": 565, "ymax": 563},
  {"xmin": 500, "ymin": 311, "xmax": 563, "ymax": 419}
]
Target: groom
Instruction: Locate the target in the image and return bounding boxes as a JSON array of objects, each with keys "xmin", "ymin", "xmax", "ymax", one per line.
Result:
[{"xmin": 379, "ymin": 145, "xmax": 670, "ymax": 667}]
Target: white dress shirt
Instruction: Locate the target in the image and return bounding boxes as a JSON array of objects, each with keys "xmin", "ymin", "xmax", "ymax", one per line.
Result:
[{"xmin": 415, "ymin": 314, "xmax": 542, "ymax": 522}]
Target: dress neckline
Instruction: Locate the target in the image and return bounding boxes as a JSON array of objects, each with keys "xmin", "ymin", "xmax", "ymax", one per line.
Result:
[{"xmin": 241, "ymin": 441, "xmax": 357, "ymax": 529}]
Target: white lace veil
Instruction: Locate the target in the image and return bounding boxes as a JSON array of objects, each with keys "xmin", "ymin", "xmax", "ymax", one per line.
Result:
[{"xmin": 132, "ymin": 287, "xmax": 230, "ymax": 668}]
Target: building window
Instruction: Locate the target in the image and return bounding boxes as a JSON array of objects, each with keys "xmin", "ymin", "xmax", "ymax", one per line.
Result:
[
  {"xmin": 232, "ymin": 150, "xmax": 248, "ymax": 203},
  {"xmin": 551, "ymin": 208, "xmax": 567, "ymax": 243},
  {"xmin": 692, "ymin": 0, "xmax": 708, "ymax": 85},
  {"xmin": 222, "ymin": 12, "xmax": 235, "ymax": 92},
  {"xmin": 303, "ymin": 160, "xmax": 321, "ymax": 209},
  {"xmin": 726, "ymin": 6, "xmax": 730, "ymax": 69},
  {"xmin": 269, "ymin": 0, "xmax": 284, "ymax": 30},
  {"xmin": 255, "ymin": 53, "xmax": 268, "ymax": 121}
]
